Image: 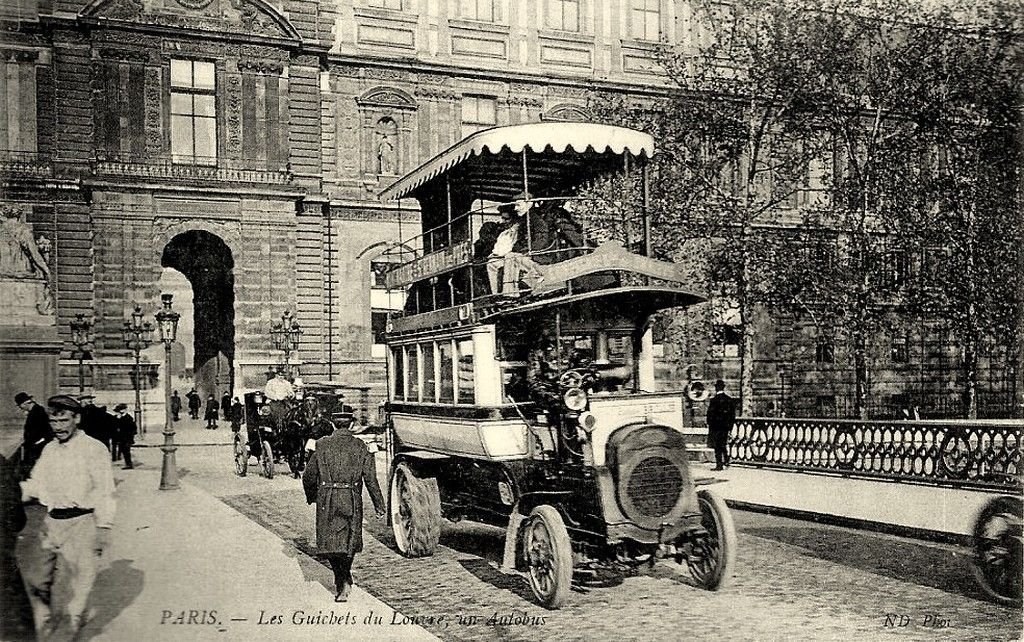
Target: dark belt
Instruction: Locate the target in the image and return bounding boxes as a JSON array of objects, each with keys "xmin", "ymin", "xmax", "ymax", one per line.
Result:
[
  {"xmin": 321, "ymin": 482, "xmax": 355, "ymax": 489},
  {"xmin": 49, "ymin": 507, "xmax": 94, "ymax": 520}
]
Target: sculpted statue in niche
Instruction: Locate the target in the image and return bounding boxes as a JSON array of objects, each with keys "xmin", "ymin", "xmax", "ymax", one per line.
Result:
[
  {"xmin": 375, "ymin": 117, "xmax": 398, "ymax": 176},
  {"xmin": 0, "ymin": 204, "xmax": 55, "ymax": 317}
]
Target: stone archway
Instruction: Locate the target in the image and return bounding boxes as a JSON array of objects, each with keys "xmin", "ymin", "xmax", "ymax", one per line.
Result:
[{"xmin": 161, "ymin": 231, "xmax": 235, "ymax": 401}]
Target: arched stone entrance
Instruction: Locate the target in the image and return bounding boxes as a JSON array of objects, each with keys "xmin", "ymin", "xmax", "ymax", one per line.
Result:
[{"xmin": 161, "ymin": 231, "xmax": 235, "ymax": 401}]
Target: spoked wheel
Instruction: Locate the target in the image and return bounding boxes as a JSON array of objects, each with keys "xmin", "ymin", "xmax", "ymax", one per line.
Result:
[
  {"xmin": 261, "ymin": 441, "xmax": 275, "ymax": 479},
  {"xmin": 389, "ymin": 462, "xmax": 441, "ymax": 557},
  {"xmin": 972, "ymin": 495, "xmax": 1023, "ymax": 606},
  {"xmin": 523, "ymin": 505, "xmax": 573, "ymax": 609},
  {"xmin": 687, "ymin": 489, "xmax": 737, "ymax": 590},
  {"xmin": 233, "ymin": 434, "xmax": 248, "ymax": 477}
]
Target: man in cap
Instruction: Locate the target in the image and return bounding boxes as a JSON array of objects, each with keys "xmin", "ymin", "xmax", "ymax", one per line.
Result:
[
  {"xmin": 14, "ymin": 392, "xmax": 52, "ymax": 477},
  {"xmin": 20, "ymin": 394, "xmax": 115, "ymax": 639},
  {"xmin": 112, "ymin": 403, "xmax": 137, "ymax": 470},
  {"xmin": 302, "ymin": 419, "xmax": 385, "ymax": 602},
  {"xmin": 484, "ymin": 192, "xmax": 546, "ymax": 297}
]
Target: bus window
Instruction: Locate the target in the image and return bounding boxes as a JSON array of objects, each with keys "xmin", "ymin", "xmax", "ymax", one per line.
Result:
[
  {"xmin": 456, "ymin": 339, "xmax": 475, "ymax": 404},
  {"xmin": 392, "ymin": 346, "xmax": 405, "ymax": 401},
  {"xmin": 422, "ymin": 341, "xmax": 437, "ymax": 402},
  {"xmin": 439, "ymin": 340, "xmax": 455, "ymax": 403},
  {"xmin": 407, "ymin": 345, "xmax": 420, "ymax": 402}
]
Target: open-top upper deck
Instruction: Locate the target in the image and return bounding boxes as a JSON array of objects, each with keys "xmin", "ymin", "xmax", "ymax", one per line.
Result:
[{"xmin": 377, "ymin": 122, "xmax": 701, "ymax": 334}]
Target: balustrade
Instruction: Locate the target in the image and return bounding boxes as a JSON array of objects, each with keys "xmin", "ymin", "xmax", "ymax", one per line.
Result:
[
  {"xmin": 730, "ymin": 417, "xmax": 1022, "ymax": 490},
  {"xmin": 93, "ymin": 153, "xmax": 291, "ymax": 184}
]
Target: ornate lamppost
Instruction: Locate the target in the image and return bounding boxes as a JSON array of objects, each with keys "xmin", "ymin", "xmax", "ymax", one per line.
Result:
[
  {"xmin": 122, "ymin": 304, "xmax": 153, "ymax": 436},
  {"xmin": 155, "ymin": 293, "xmax": 181, "ymax": 491},
  {"xmin": 69, "ymin": 313, "xmax": 93, "ymax": 394},
  {"xmin": 270, "ymin": 310, "xmax": 302, "ymax": 377}
]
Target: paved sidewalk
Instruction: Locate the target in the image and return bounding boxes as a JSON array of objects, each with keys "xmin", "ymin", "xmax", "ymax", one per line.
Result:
[
  {"xmin": 73, "ymin": 464, "xmax": 436, "ymax": 641},
  {"xmin": 133, "ymin": 417, "xmax": 234, "ymax": 448}
]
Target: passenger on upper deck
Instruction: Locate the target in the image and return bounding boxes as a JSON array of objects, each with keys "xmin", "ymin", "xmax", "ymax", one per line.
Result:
[{"xmin": 475, "ymin": 192, "xmax": 546, "ymax": 297}]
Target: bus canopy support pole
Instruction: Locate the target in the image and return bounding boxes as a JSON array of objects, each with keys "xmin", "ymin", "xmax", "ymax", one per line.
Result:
[
  {"xmin": 446, "ymin": 177, "xmax": 453, "ymax": 246},
  {"xmin": 623, "ymin": 155, "xmax": 632, "ymax": 251},
  {"xmin": 522, "ymin": 148, "xmax": 531, "ymax": 253},
  {"xmin": 642, "ymin": 162, "xmax": 652, "ymax": 258}
]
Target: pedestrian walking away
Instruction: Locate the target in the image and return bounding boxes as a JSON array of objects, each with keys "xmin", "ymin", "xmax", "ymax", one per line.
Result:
[
  {"xmin": 78, "ymin": 393, "xmax": 114, "ymax": 454},
  {"xmin": 112, "ymin": 403, "xmax": 137, "ymax": 469},
  {"xmin": 19, "ymin": 394, "xmax": 115, "ymax": 640},
  {"xmin": 187, "ymin": 389, "xmax": 201, "ymax": 420},
  {"xmin": 14, "ymin": 391, "xmax": 53, "ymax": 479},
  {"xmin": 302, "ymin": 421, "xmax": 385, "ymax": 602},
  {"xmin": 707, "ymin": 379, "xmax": 737, "ymax": 471},
  {"xmin": 230, "ymin": 397, "xmax": 243, "ymax": 433},
  {"xmin": 205, "ymin": 394, "xmax": 219, "ymax": 429},
  {"xmin": 221, "ymin": 392, "xmax": 231, "ymax": 421},
  {"xmin": 170, "ymin": 390, "xmax": 182, "ymax": 422}
]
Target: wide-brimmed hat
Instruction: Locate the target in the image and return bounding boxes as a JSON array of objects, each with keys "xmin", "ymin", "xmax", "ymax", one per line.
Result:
[
  {"xmin": 14, "ymin": 392, "xmax": 32, "ymax": 406},
  {"xmin": 113, "ymin": 403, "xmax": 129, "ymax": 412}
]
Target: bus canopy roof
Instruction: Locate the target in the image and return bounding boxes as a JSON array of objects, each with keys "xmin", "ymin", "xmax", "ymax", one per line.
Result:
[{"xmin": 378, "ymin": 123, "xmax": 655, "ymax": 203}]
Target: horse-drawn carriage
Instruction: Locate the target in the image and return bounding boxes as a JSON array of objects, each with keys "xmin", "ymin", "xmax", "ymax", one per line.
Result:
[{"xmin": 234, "ymin": 383, "xmax": 357, "ymax": 479}]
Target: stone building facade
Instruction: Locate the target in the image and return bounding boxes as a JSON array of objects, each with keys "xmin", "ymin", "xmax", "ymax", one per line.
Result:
[
  {"xmin": 1, "ymin": 0, "xmax": 701, "ymax": 429},
  {"xmin": 1, "ymin": 0, "xmax": 1017, "ymax": 432}
]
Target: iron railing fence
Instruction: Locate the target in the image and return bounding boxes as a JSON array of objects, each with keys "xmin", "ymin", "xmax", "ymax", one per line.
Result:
[{"xmin": 730, "ymin": 417, "xmax": 1022, "ymax": 491}]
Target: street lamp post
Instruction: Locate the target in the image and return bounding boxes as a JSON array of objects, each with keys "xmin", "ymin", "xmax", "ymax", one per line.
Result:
[
  {"xmin": 69, "ymin": 313, "xmax": 93, "ymax": 394},
  {"xmin": 270, "ymin": 311, "xmax": 302, "ymax": 377},
  {"xmin": 122, "ymin": 305, "xmax": 153, "ymax": 437},
  {"xmin": 155, "ymin": 293, "xmax": 181, "ymax": 490}
]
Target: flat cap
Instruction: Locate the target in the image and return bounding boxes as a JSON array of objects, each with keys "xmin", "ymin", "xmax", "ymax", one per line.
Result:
[
  {"xmin": 14, "ymin": 392, "xmax": 32, "ymax": 406},
  {"xmin": 113, "ymin": 403, "xmax": 128, "ymax": 412},
  {"xmin": 48, "ymin": 394, "xmax": 83, "ymax": 413}
]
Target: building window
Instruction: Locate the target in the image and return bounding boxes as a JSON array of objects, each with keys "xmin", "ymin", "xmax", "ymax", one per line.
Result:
[
  {"xmin": 630, "ymin": 0, "xmax": 660, "ymax": 41},
  {"xmin": 892, "ymin": 332, "xmax": 909, "ymax": 363},
  {"xmin": 367, "ymin": 0, "xmax": 402, "ymax": 9},
  {"xmin": 170, "ymin": 59, "xmax": 216, "ymax": 165},
  {"xmin": 815, "ymin": 337, "xmax": 835, "ymax": 364},
  {"xmin": 547, "ymin": 0, "xmax": 579, "ymax": 31},
  {"xmin": 459, "ymin": 0, "xmax": 497, "ymax": 21},
  {"xmin": 711, "ymin": 324, "xmax": 741, "ymax": 359},
  {"xmin": 461, "ymin": 96, "xmax": 496, "ymax": 138},
  {"xmin": 2, "ymin": 59, "xmax": 37, "ymax": 154}
]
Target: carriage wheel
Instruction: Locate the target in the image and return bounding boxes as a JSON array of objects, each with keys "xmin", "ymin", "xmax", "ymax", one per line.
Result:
[
  {"xmin": 687, "ymin": 489, "xmax": 737, "ymax": 591},
  {"xmin": 233, "ymin": 434, "xmax": 248, "ymax": 477},
  {"xmin": 972, "ymin": 496, "xmax": 1023, "ymax": 606},
  {"xmin": 261, "ymin": 441, "xmax": 275, "ymax": 479},
  {"xmin": 524, "ymin": 505, "xmax": 573, "ymax": 609},
  {"xmin": 389, "ymin": 462, "xmax": 440, "ymax": 557}
]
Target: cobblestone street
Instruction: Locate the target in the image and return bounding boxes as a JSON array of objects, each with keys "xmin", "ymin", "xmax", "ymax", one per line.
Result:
[{"xmin": 166, "ymin": 442, "xmax": 1022, "ymax": 642}]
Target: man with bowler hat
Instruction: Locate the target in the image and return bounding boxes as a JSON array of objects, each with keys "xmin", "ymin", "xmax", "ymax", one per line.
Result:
[
  {"xmin": 707, "ymin": 379, "xmax": 737, "ymax": 471},
  {"xmin": 15, "ymin": 392, "xmax": 52, "ymax": 477},
  {"xmin": 302, "ymin": 420, "xmax": 385, "ymax": 602},
  {"xmin": 170, "ymin": 390, "xmax": 182, "ymax": 422},
  {"xmin": 112, "ymin": 403, "xmax": 137, "ymax": 470},
  {"xmin": 20, "ymin": 394, "xmax": 115, "ymax": 639}
]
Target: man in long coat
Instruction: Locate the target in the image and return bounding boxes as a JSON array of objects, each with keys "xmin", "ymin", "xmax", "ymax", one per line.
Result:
[
  {"xmin": 302, "ymin": 424, "xmax": 385, "ymax": 602},
  {"xmin": 706, "ymin": 379, "xmax": 738, "ymax": 471}
]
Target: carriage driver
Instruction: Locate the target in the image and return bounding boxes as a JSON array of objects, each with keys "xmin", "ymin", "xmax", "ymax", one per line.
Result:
[{"xmin": 263, "ymin": 369, "xmax": 295, "ymax": 434}]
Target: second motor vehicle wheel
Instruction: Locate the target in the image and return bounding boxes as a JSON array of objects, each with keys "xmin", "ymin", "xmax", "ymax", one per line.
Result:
[
  {"xmin": 390, "ymin": 462, "xmax": 441, "ymax": 557},
  {"xmin": 524, "ymin": 505, "xmax": 573, "ymax": 609},
  {"xmin": 687, "ymin": 489, "xmax": 737, "ymax": 591},
  {"xmin": 972, "ymin": 495, "xmax": 1023, "ymax": 606},
  {"xmin": 261, "ymin": 441, "xmax": 275, "ymax": 479},
  {"xmin": 233, "ymin": 434, "xmax": 247, "ymax": 477}
]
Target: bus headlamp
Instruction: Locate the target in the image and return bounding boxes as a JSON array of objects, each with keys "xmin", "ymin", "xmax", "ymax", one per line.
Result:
[{"xmin": 563, "ymin": 387, "xmax": 588, "ymax": 412}]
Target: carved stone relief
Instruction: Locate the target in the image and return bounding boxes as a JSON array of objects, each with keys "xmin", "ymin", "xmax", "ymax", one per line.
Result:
[{"xmin": 144, "ymin": 66, "xmax": 163, "ymax": 154}]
